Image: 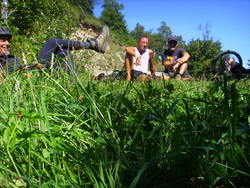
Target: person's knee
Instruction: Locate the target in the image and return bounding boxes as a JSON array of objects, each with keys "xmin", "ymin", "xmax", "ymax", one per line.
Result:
[
  {"xmin": 45, "ymin": 38, "xmax": 56, "ymax": 45},
  {"xmin": 137, "ymin": 74, "xmax": 151, "ymax": 83}
]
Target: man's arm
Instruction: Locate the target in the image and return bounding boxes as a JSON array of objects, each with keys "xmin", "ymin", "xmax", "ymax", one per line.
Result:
[
  {"xmin": 176, "ymin": 52, "xmax": 190, "ymax": 66},
  {"xmin": 163, "ymin": 51, "xmax": 190, "ymax": 69},
  {"xmin": 125, "ymin": 47, "xmax": 139, "ymax": 59},
  {"xmin": 162, "ymin": 60, "xmax": 175, "ymax": 69},
  {"xmin": 149, "ymin": 49, "xmax": 155, "ymax": 77},
  {"xmin": 125, "ymin": 47, "xmax": 137, "ymax": 80},
  {"xmin": 172, "ymin": 51, "xmax": 190, "ymax": 72}
]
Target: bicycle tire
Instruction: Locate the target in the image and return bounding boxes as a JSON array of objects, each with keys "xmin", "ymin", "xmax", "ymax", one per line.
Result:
[{"xmin": 212, "ymin": 50, "xmax": 243, "ymax": 75}]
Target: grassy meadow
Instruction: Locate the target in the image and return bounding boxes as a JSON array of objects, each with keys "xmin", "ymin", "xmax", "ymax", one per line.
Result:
[{"xmin": 0, "ymin": 60, "xmax": 250, "ymax": 187}]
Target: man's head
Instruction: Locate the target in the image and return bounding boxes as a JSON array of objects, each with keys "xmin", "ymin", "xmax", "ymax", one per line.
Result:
[
  {"xmin": 0, "ymin": 27, "xmax": 12, "ymax": 56},
  {"xmin": 223, "ymin": 56, "xmax": 235, "ymax": 65},
  {"xmin": 168, "ymin": 36, "xmax": 178, "ymax": 52},
  {"xmin": 138, "ymin": 36, "xmax": 149, "ymax": 52}
]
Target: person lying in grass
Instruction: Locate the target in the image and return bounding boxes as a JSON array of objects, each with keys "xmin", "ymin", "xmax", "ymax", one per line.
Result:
[
  {"xmin": 215, "ymin": 56, "xmax": 250, "ymax": 79},
  {"xmin": 0, "ymin": 26, "xmax": 109, "ymax": 74},
  {"xmin": 0, "ymin": 27, "xmax": 22, "ymax": 72}
]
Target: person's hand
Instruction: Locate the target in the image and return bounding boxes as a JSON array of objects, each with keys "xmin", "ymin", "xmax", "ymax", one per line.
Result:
[
  {"xmin": 135, "ymin": 55, "xmax": 141, "ymax": 66},
  {"xmin": 147, "ymin": 74, "xmax": 153, "ymax": 80},
  {"xmin": 172, "ymin": 58, "xmax": 183, "ymax": 73},
  {"xmin": 172, "ymin": 62, "xmax": 180, "ymax": 73}
]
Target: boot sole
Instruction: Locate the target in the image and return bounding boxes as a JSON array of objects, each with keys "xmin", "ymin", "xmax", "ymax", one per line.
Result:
[{"xmin": 100, "ymin": 26, "xmax": 109, "ymax": 53}]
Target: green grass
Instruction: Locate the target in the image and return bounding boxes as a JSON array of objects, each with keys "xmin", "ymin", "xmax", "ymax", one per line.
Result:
[{"xmin": 0, "ymin": 60, "xmax": 250, "ymax": 187}]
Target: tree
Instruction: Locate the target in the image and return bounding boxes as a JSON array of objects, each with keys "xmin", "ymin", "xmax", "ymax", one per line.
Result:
[
  {"xmin": 129, "ymin": 23, "xmax": 146, "ymax": 42},
  {"xmin": 1, "ymin": 0, "xmax": 8, "ymax": 24},
  {"xmin": 185, "ymin": 38, "xmax": 222, "ymax": 78},
  {"xmin": 157, "ymin": 21, "xmax": 172, "ymax": 40},
  {"xmin": 100, "ymin": 0, "xmax": 128, "ymax": 34},
  {"xmin": 197, "ymin": 21, "xmax": 213, "ymax": 40},
  {"xmin": 8, "ymin": 0, "xmax": 69, "ymax": 35},
  {"xmin": 150, "ymin": 21, "xmax": 172, "ymax": 57},
  {"xmin": 69, "ymin": 0, "xmax": 98, "ymax": 14},
  {"xmin": 185, "ymin": 22, "xmax": 222, "ymax": 78}
]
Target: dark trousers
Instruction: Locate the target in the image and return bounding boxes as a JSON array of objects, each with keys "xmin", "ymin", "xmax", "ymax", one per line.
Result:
[
  {"xmin": 38, "ymin": 38, "xmax": 79, "ymax": 73},
  {"xmin": 231, "ymin": 64, "xmax": 250, "ymax": 79}
]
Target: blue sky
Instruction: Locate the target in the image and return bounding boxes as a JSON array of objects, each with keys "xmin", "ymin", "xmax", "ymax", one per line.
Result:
[{"xmin": 94, "ymin": 0, "xmax": 250, "ymax": 68}]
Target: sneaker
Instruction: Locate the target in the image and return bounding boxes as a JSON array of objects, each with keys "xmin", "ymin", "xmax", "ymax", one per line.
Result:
[{"xmin": 87, "ymin": 26, "xmax": 109, "ymax": 53}]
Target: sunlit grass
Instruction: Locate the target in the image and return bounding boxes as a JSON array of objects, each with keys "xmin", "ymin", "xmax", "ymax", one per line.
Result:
[{"xmin": 0, "ymin": 64, "xmax": 250, "ymax": 187}]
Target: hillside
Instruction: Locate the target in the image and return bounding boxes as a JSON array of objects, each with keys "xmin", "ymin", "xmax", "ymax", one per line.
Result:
[
  {"xmin": 69, "ymin": 22, "xmax": 164, "ymax": 78},
  {"xmin": 70, "ymin": 22, "xmax": 127, "ymax": 77}
]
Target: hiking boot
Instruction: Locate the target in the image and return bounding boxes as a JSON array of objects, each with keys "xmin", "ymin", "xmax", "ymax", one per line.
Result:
[
  {"xmin": 175, "ymin": 73, "xmax": 191, "ymax": 81},
  {"xmin": 181, "ymin": 77, "xmax": 191, "ymax": 81},
  {"xmin": 87, "ymin": 26, "xmax": 109, "ymax": 53},
  {"xmin": 175, "ymin": 74, "xmax": 182, "ymax": 80}
]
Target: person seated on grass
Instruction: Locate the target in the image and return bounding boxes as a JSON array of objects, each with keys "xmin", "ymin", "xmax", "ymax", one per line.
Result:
[
  {"xmin": 125, "ymin": 35, "xmax": 155, "ymax": 82},
  {"xmin": 215, "ymin": 56, "xmax": 250, "ymax": 79},
  {"xmin": 160, "ymin": 36, "xmax": 191, "ymax": 81},
  {"xmin": 0, "ymin": 26, "xmax": 109, "ymax": 75}
]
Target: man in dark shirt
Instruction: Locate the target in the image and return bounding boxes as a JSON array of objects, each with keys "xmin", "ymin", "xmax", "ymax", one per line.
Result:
[{"xmin": 160, "ymin": 36, "xmax": 190, "ymax": 80}]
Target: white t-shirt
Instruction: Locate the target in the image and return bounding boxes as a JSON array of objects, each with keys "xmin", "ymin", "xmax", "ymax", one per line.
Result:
[{"xmin": 133, "ymin": 48, "xmax": 150, "ymax": 73}]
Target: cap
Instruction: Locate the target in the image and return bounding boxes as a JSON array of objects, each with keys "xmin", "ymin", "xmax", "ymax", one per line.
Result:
[
  {"xmin": 0, "ymin": 27, "xmax": 12, "ymax": 39},
  {"xmin": 168, "ymin": 36, "xmax": 178, "ymax": 42}
]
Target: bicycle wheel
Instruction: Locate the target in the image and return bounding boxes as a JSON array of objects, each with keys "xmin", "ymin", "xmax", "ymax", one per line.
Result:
[{"xmin": 212, "ymin": 50, "xmax": 243, "ymax": 75}]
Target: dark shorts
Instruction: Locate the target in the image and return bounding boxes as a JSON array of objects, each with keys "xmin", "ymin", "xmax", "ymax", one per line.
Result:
[
  {"xmin": 130, "ymin": 70, "xmax": 146, "ymax": 80},
  {"xmin": 95, "ymin": 70, "xmax": 146, "ymax": 81}
]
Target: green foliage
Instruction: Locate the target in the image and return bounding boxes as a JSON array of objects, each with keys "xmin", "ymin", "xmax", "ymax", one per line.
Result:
[
  {"xmin": 8, "ymin": 0, "xmax": 73, "ymax": 35},
  {"xmin": 150, "ymin": 21, "xmax": 172, "ymax": 57},
  {"xmin": 111, "ymin": 29, "xmax": 136, "ymax": 47},
  {"xmin": 1, "ymin": 2, "xmax": 248, "ymax": 186},
  {"xmin": 2, "ymin": 0, "xmax": 91, "ymax": 67},
  {"xmin": 0, "ymin": 63, "xmax": 250, "ymax": 187},
  {"xmin": 100, "ymin": 0, "xmax": 128, "ymax": 35},
  {"xmin": 129, "ymin": 23, "xmax": 147, "ymax": 41},
  {"xmin": 68, "ymin": 0, "xmax": 98, "ymax": 14},
  {"xmin": 185, "ymin": 38, "xmax": 222, "ymax": 78}
]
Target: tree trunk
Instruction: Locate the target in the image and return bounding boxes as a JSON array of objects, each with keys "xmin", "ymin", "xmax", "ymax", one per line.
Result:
[{"xmin": 1, "ymin": 0, "xmax": 8, "ymax": 24}]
